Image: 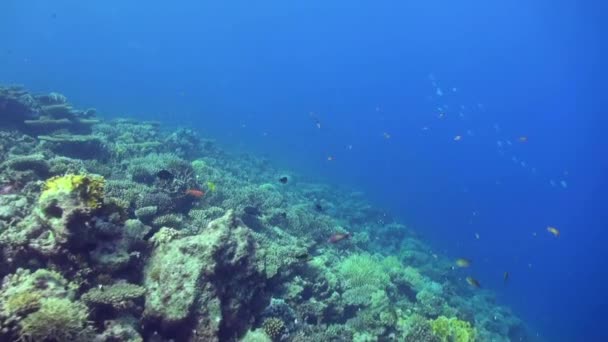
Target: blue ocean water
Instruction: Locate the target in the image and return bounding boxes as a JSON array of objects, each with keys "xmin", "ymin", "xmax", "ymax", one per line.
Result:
[{"xmin": 1, "ymin": 1, "xmax": 605, "ymax": 340}]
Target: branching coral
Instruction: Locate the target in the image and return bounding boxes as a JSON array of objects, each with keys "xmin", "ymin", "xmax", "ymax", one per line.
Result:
[{"xmin": 262, "ymin": 317, "xmax": 285, "ymax": 341}]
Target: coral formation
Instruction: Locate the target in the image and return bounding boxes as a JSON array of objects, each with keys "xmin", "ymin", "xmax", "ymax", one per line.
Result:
[
  {"xmin": 430, "ymin": 316, "xmax": 477, "ymax": 342},
  {"xmin": 262, "ymin": 317, "xmax": 286, "ymax": 341},
  {"xmin": 0, "ymin": 85, "xmax": 533, "ymax": 342},
  {"xmin": 19, "ymin": 297, "xmax": 92, "ymax": 341}
]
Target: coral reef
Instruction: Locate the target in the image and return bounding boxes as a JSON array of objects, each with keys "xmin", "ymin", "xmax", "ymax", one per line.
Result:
[{"xmin": 0, "ymin": 85, "xmax": 534, "ymax": 342}]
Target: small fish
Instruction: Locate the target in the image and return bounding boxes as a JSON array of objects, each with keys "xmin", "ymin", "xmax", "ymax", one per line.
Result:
[
  {"xmin": 474, "ymin": 233, "xmax": 480, "ymax": 240},
  {"xmin": 207, "ymin": 181, "xmax": 216, "ymax": 192},
  {"xmin": 547, "ymin": 226, "xmax": 560, "ymax": 237},
  {"xmin": 466, "ymin": 277, "xmax": 481, "ymax": 288},
  {"xmin": 503, "ymin": 271, "xmax": 509, "ymax": 283},
  {"xmin": 279, "ymin": 176, "xmax": 289, "ymax": 184},
  {"xmin": 314, "ymin": 203, "xmax": 324, "ymax": 212},
  {"xmin": 243, "ymin": 206, "xmax": 261, "ymax": 216},
  {"xmin": 436, "ymin": 88, "xmax": 443, "ymax": 96},
  {"xmin": 560, "ymin": 180, "xmax": 568, "ymax": 189},
  {"xmin": 455, "ymin": 258, "xmax": 471, "ymax": 268},
  {"xmin": 328, "ymin": 232, "xmax": 351, "ymax": 244},
  {"xmin": 0, "ymin": 184, "xmax": 15, "ymax": 195},
  {"xmin": 454, "ymin": 135, "xmax": 462, "ymax": 141},
  {"xmin": 518, "ymin": 136, "xmax": 529, "ymax": 143},
  {"xmin": 309, "ymin": 112, "xmax": 322, "ymax": 129},
  {"xmin": 383, "ymin": 132, "xmax": 391, "ymax": 139},
  {"xmin": 185, "ymin": 189, "xmax": 205, "ymax": 198},
  {"xmin": 156, "ymin": 169, "xmax": 174, "ymax": 181},
  {"xmin": 327, "ymin": 156, "xmax": 335, "ymax": 161}
]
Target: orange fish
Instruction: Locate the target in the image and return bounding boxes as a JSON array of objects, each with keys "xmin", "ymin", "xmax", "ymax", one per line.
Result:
[
  {"xmin": 547, "ymin": 226, "xmax": 560, "ymax": 237},
  {"xmin": 185, "ymin": 189, "xmax": 205, "ymax": 198},
  {"xmin": 328, "ymin": 232, "xmax": 351, "ymax": 243}
]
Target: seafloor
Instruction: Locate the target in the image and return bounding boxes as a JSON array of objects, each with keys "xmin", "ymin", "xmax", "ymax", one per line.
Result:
[{"xmin": 0, "ymin": 85, "xmax": 532, "ymax": 342}]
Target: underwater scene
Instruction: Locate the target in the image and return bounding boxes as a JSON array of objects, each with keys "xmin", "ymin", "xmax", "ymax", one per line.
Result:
[{"xmin": 0, "ymin": 1, "xmax": 605, "ymax": 342}]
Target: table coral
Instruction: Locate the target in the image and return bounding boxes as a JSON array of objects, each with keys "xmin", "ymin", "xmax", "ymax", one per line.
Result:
[{"xmin": 81, "ymin": 282, "xmax": 145, "ymax": 309}]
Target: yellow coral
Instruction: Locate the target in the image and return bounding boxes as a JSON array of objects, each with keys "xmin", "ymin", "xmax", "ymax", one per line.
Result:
[
  {"xmin": 40, "ymin": 174, "xmax": 105, "ymax": 208},
  {"xmin": 430, "ymin": 316, "xmax": 476, "ymax": 342}
]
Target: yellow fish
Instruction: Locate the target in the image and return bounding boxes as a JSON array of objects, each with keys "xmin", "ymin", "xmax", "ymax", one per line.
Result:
[
  {"xmin": 207, "ymin": 181, "xmax": 216, "ymax": 192},
  {"xmin": 547, "ymin": 226, "xmax": 560, "ymax": 237},
  {"xmin": 466, "ymin": 277, "xmax": 481, "ymax": 288},
  {"xmin": 455, "ymin": 258, "xmax": 471, "ymax": 268}
]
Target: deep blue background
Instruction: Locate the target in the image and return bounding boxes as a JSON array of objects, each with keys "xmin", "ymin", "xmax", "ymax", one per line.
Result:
[{"xmin": 1, "ymin": 1, "xmax": 605, "ymax": 340}]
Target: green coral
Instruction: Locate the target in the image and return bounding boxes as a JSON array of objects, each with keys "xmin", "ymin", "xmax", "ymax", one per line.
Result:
[
  {"xmin": 1, "ymin": 268, "xmax": 75, "ymax": 317},
  {"xmin": 149, "ymin": 227, "xmax": 181, "ymax": 247},
  {"xmin": 5, "ymin": 292, "xmax": 42, "ymax": 316},
  {"xmin": 338, "ymin": 253, "xmax": 390, "ymax": 289},
  {"xmin": 241, "ymin": 329, "xmax": 272, "ymax": 342},
  {"xmin": 19, "ymin": 297, "xmax": 91, "ymax": 342},
  {"xmin": 430, "ymin": 316, "xmax": 477, "ymax": 342}
]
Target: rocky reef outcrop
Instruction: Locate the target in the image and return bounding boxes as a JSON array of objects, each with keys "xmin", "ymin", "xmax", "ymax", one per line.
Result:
[{"xmin": 144, "ymin": 210, "xmax": 267, "ymax": 341}]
